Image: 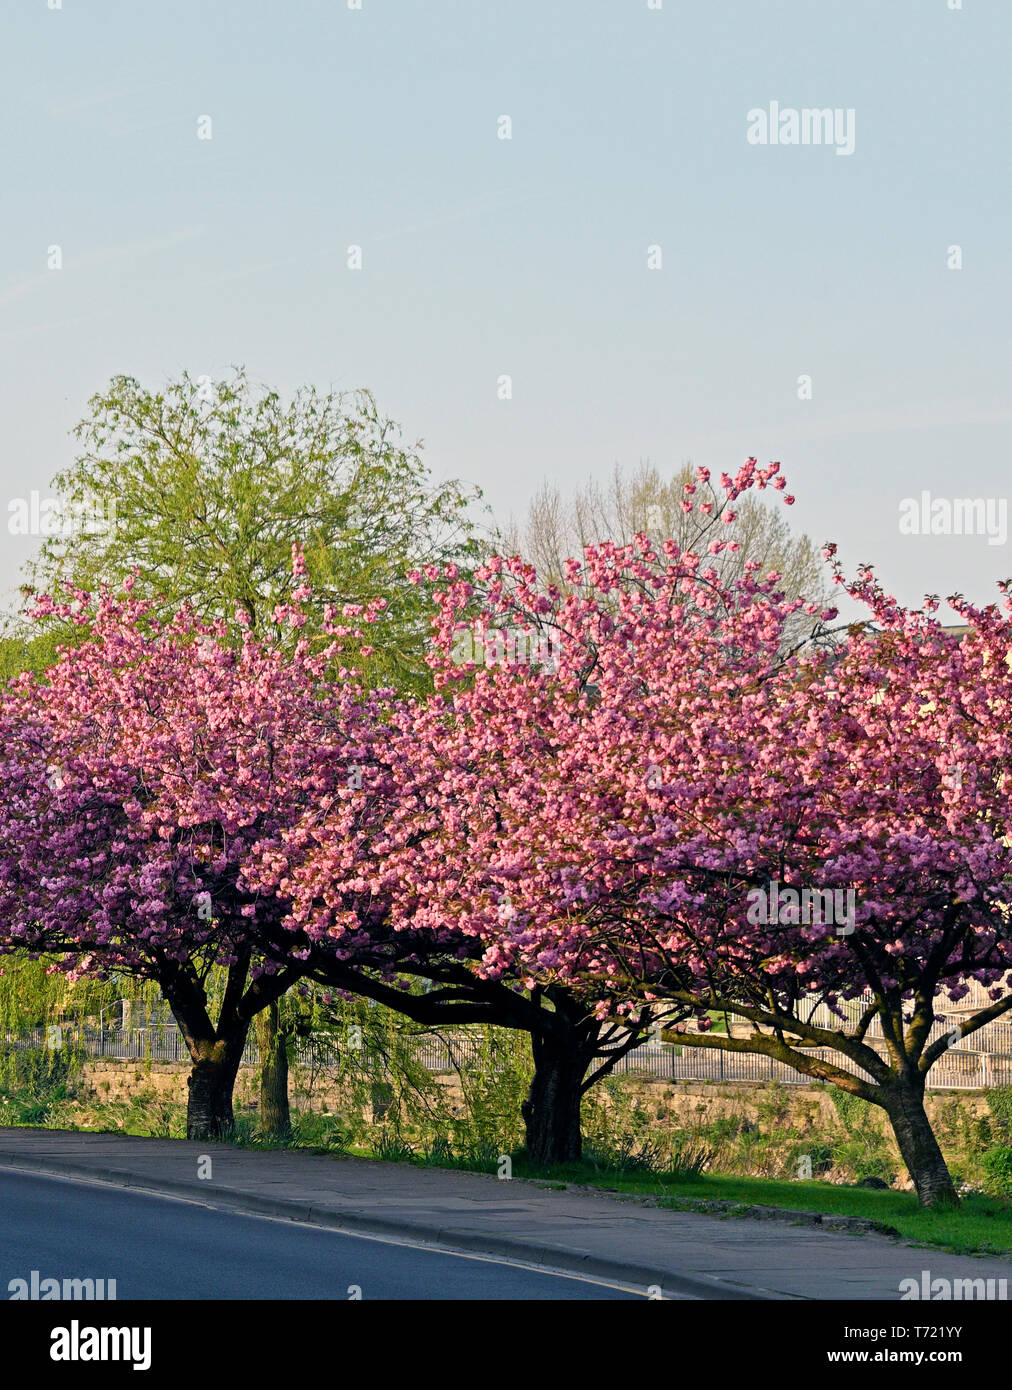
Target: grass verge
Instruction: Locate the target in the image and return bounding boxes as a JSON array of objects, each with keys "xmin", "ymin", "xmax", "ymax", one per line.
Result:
[{"xmin": 496, "ymin": 1161, "xmax": 1012, "ymax": 1258}]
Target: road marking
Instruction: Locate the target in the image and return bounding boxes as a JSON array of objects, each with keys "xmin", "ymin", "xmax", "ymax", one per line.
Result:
[{"xmin": 0, "ymin": 1162, "xmax": 687, "ymax": 1299}]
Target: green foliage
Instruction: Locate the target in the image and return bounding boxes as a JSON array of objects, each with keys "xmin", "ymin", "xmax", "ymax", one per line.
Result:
[
  {"xmin": 0, "ymin": 626, "xmax": 79, "ymax": 685},
  {"xmin": 755, "ymin": 1081, "xmax": 792, "ymax": 1127},
  {"xmin": 986, "ymin": 1087, "xmax": 1012, "ymax": 1140},
  {"xmin": 830, "ymin": 1138, "xmax": 896, "ymax": 1185},
  {"xmin": 215, "ymin": 1112, "xmax": 330, "ymax": 1150},
  {"xmin": 88, "ymin": 1095, "xmax": 185, "ymax": 1139},
  {"xmin": 582, "ymin": 1073, "xmax": 652, "ymax": 1151},
  {"xmin": 22, "ymin": 368, "xmax": 489, "ymax": 697},
  {"xmin": 581, "ymin": 1134, "xmax": 711, "ymax": 1180},
  {"xmin": 0, "ymin": 958, "xmax": 98, "ymax": 1032},
  {"xmin": 374, "ymin": 1130, "xmax": 416, "ymax": 1164},
  {"xmin": 0, "ymin": 1045, "xmax": 79, "ymax": 1091},
  {"xmin": 789, "ymin": 1138, "xmax": 834, "ymax": 1176},
  {"xmin": 828, "ymin": 1088, "xmax": 897, "ymax": 1184},
  {"xmin": 290, "ymin": 1111, "xmax": 354, "ymax": 1152},
  {"xmin": 701, "ymin": 1114, "xmax": 745, "ymax": 1145},
  {"xmin": 935, "ymin": 1094, "xmax": 992, "ymax": 1158},
  {"xmin": 423, "ymin": 1134, "xmax": 454, "ymax": 1166},
  {"xmin": 0, "ymin": 1045, "xmax": 84, "ymax": 1126},
  {"xmin": 649, "ymin": 1179, "xmax": 1012, "ymax": 1258},
  {"xmin": 420, "ymin": 1136, "xmax": 507, "ymax": 1173},
  {"xmin": 449, "ymin": 1028, "xmax": 532, "ymax": 1154},
  {"xmin": 829, "ymin": 1088, "xmax": 866, "ymax": 1128},
  {"xmin": 980, "ymin": 1145, "xmax": 1012, "ymax": 1197},
  {"xmin": 0, "ymin": 954, "xmax": 160, "ymax": 1038}
]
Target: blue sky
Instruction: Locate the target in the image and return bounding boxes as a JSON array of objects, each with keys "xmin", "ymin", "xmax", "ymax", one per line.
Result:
[{"xmin": 1, "ymin": 0, "xmax": 1008, "ymax": 618}]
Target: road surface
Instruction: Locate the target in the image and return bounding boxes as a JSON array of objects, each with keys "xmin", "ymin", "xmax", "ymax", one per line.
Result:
[{"xmin": 0, "ymin": 1168, "xmax": 642, "ymax": 1300}]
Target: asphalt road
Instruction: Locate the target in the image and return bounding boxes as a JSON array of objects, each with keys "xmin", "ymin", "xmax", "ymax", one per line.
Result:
[{"xmin": 0, "ymin": 1169, "xmax": 641, "ymax": 1300}]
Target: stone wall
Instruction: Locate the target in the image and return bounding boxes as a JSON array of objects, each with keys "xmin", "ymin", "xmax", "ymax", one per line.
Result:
[{"xmin": 79, "ymin": 1058, "xmax": 991, "ymax": 1129}]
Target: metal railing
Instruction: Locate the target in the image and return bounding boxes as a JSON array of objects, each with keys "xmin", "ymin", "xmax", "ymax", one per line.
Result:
[
  {"xmin": 613, "ymin": 1042, "xmax": 1012, "ymax": 1089},
  {"xmin": 5, "ymin": 1026, "xmax": 1011, "ymax": 1090}
]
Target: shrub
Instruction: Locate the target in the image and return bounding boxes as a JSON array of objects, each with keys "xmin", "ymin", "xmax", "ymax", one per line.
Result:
[
  {"xmin": 375, "ymin": 1130, "xmax": 415, "ymax": 1163},
  {"xmin": 980, "ymin": 1144, "xmax": 1012, "ymax": 1197},
  {"xmin": 0, "ymin": 1045, "xmax": 83, "ymax": 1125},
  {"xmin": 986, "ymin": 1087, "xmax": 1012, "ymax": 1141},
  {"xmin": 755, "ymin": 1082, "xmax": 792, "ymax": 1127},
  {"xmin": 788, "ymin": 1139, "xmax": 833, "ymax": 1178}
]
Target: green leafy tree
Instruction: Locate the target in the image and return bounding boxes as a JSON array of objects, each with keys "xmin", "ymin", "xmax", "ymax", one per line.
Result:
[{"xmin": 23, "ymin": 368, "xmax": 487, "ymax": 695}]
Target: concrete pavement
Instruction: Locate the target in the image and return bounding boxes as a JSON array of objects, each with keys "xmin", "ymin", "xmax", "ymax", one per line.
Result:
[{"xmin": 1, "ymin": 1127, "xmax": 1009, "ymax": 1300}]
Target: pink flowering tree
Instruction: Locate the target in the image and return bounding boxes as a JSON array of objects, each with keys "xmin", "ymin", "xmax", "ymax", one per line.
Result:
[
  {"xmin": 617, "ymin": 561, "xmax": 1012, "ymax": 1208},
  {"xmin": 247, "ymin": 647, "xmax": 684, "ymax": 1166},
  {"xmin": 461, "ymin": 516, "xmax": 1012, "ymax": 1206},
  {"xmin": 248, "ymin": 461, "xmax": 798, "ymax": 1163},
  {"xmin": 0, "ymin": 556, "xmax": 390, "ymax": 1139}
]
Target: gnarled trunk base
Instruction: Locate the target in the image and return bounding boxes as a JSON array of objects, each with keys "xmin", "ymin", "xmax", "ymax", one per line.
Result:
[
  {"xmin": 881, "ymin": 1076, "xmax": 959, "ymax": 1208},
  {"xmin": 186, "ymin": 1042, "xmax": 245, "ymax": 1141},
  {"xmin": 522, "ymin": 1033, "xmax": 590, "ymax": 1166}
]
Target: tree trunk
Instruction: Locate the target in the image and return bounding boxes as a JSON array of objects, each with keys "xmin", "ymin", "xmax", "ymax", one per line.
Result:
[
  {"xmin": 185, "ymin": 1037, "xmax": 246, "ymax": 1141},
  {"xmin": 255, "ymin": 1000, "xmax": 291, "ymax": 1141},
  {"xmin": 880, "ymin": 1074, "xmax": 959, "ymax": 1208},
  {"xmin": 522, "ymin": 1029, "xmax": 591, "ymax": 1166}
]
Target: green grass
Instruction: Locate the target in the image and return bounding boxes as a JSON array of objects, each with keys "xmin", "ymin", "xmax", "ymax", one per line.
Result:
[{"xmin": 499, "ymin": 1162, "xmax": 1012, "ymax": 1258}]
